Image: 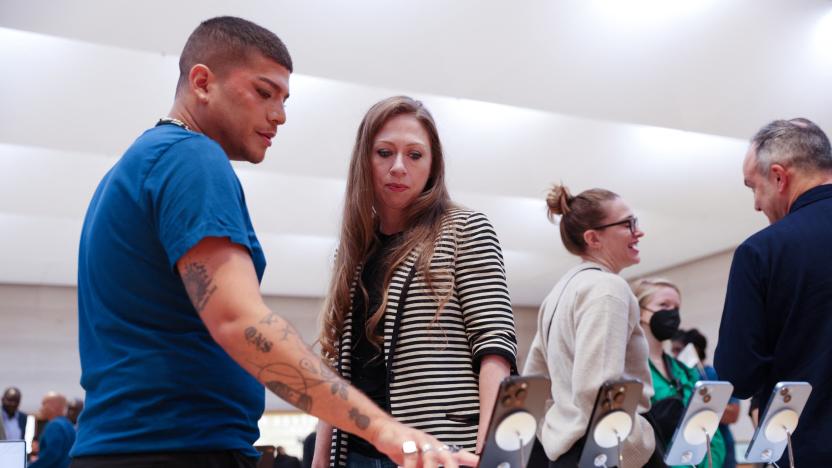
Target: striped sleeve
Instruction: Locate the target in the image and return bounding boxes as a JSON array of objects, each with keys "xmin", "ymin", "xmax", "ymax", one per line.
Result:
[{"xmin": 455, "ymin": 211, "xmax": 518, "ymax": 373}]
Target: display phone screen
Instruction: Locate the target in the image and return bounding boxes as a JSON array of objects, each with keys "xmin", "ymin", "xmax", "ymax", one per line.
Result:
[{"xmin": 477, "ymin": 375, "xmax": 550, "ymax": 468}]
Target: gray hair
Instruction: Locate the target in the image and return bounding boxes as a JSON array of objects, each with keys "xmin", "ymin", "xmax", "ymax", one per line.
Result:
[{"xmin": 750, "ymin": 118, "xmax": 832, "ymax": 175}]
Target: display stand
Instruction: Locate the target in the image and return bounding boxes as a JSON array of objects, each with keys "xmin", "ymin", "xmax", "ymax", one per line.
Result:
[
  {"xmin": 478, "ymin": 375, "xmax": 551, "ymax": 468},
  {"xmin": 745, "ymin": 382, "xmax": 812, "ymax": 468},
  {"xmin": 663, "ymin": 381, "xmax": 734, "ymax": 467},
  {"xmin": 578, "ymin": 379, "xmax": 643, "ymax": 468}
]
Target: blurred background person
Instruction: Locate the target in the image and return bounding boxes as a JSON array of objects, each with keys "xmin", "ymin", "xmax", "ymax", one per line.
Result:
[
  {"xmin": 524, "ymin": 184, "xmax": 656, "ymax": 467},
  {"xmin": 302, "ymin": 432, "xmax": 315, "ymax": 468},
  {"xmin": 30, "ymin": 392, "xmax": 75, "ymax": 468},
  {"xmin": 315, "ymin": 96, "xmax": 517, "ymax": 468},
  {"xmin": 274, "ymin": 445, "xmax": 301, "ymax": 468},
  {"xmin": 2, "ymin": 386, "xmax": 27, "ymax": 440},
  {"xmin": 672, "ymin": 329, "xmax": 739, "ymax": 468},
  {"xmin": 66, "ymin": 398, "xmax": 83, "ymax": 428},
  {"xmin": 631, "ymin": 278, "xmax": 726, "ymax": 467}
]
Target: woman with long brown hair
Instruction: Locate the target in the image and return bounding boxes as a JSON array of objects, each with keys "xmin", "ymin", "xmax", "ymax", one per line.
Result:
[{"xmin": 313, "ymin": 96, "xmax": 518, "ymax": 468}]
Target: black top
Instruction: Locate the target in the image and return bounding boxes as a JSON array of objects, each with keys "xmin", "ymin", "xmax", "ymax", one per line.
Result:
[
  {"xmin": 347, "ymin": 232, "xmax": 400, "ymax": 458},
  {"xmin": 715, "ymin": 184, "xmax": 832, "ymax": 465}
]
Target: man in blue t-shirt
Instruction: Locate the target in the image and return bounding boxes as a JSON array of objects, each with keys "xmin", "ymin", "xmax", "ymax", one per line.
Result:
[
  {"xmin": 716, "ymin": 118, "xmax": 832, "ymax": 467},
  {"xmin": 71, "ymin": 15, "xmax": 475, "ymax": 468}
]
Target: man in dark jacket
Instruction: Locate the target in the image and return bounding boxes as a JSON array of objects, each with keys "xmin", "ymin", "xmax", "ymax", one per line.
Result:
[
  {"xmin": 2, "ymin": 387, "xmax": 27, "ymax": 440},
  {"xmin": 715, "ymin": 118, "xmax": 832, "ymax": 467}
]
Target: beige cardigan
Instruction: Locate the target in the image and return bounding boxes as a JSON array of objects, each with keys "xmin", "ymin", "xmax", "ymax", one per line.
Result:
[{"xmin": 523, "ymin": 261, "xmax": 655, "ymax": 465}]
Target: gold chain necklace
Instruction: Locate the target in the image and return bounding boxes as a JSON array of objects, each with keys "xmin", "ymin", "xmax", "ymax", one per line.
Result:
[{"xmin": 156, "ymin": 117, "xmax": 191, "ymax": 131}]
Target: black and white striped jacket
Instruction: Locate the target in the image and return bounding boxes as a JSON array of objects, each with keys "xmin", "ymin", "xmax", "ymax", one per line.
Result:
[{"xmin": 329, "ymin": 208, "xmax": 518, "ymax": 466}]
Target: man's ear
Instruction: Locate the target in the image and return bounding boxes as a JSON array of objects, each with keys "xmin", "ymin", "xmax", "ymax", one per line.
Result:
[
  {"xmin": 188, "ymin": 64, "xmax": 213, "ymax": 103},
  {"xmin": 770, "ymin": 163, "xmax": 789, "ymax": 193},
  {"xmin": 583, "ymin": 229, "xmax": 601, "ymax": 250}
]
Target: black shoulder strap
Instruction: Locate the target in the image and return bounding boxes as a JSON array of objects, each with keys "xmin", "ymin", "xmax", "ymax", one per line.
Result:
[
  {"xmin": 385, "ymin": 261, "xmax": 419, "ymax": 376},
  {"xmin": 662, "ymin": 353, "xmax": 684, "ymax": 397}
]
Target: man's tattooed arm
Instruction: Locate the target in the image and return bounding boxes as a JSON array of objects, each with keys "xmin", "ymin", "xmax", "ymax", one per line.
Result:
[
  {"xmin": 259, "ymin": 311, "xmax": 300, "ymax": 342},
  {"xmin": 254, "ymin": 358, "xmax": 367, "ymax": 432},
  {"xmin": 181, "ymin": 262, "xmax": 217, "ymax": 312},
  {"xmin": 246, "ymin": 352, "xmax": 350, "ymax": 414},
  {"xmin": 349, "ymin": 407, "xmax": 370, "ymax": 430},
  {"xmin": 244, "ymin": 326, "xmax": 273, "ymax": 353},
  {"xmin": 175, "ymin": 239, "xmax": 395, "ymax": 447}
]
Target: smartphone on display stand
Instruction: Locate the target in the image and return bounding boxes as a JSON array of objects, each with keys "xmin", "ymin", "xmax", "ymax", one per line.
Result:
[
  {"xmin": 745, "ymin": 381, "xmax": 812, "ymax": 465},
  {"xmin": 577, "ymin": 379, "xmax": 643, "ymax": 468},
  {"xmin": 477, "ymin": 375, "xmax": 550, "ymax": 468},
  {"xmin": 663, "ymin": 380, "xmax": 733, "ymax": 466}
]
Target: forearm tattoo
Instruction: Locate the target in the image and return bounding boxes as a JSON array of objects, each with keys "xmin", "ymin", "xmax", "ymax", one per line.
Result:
[
  {"xmin": 244, "ymin": 326, "xmax": 273, "ymax": 353},
  {"xmin": 349, "ymin": 407, "xmax": 370, "ymax": 430},
  {"xmin": 259, "ymin": 311, "xmax": 299, "ymax": 342},
  {"xmin": 181, "ymin": 262, "xmax": 217, "ymax": 312},
  {"xmin": 250, "ymin": 356, "xmax": 350, "ymax": 414}
]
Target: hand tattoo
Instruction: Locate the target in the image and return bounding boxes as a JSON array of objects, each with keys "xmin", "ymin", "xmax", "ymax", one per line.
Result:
[{"xmin": 181, "ymin": 262, "xmax": 217, "ymax": 312}]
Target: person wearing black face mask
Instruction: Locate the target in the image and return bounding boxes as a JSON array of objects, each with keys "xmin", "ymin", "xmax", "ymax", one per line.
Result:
[{"xmin": 631, "ymin": 278, "xmax": 727, "ymax": 468}]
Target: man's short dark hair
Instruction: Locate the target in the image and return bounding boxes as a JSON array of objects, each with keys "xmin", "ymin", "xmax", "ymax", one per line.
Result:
[
  {"xmin": 751, "ymin": 118, "xmax": 832, "ymax": 175},
  {"xmin": 176, "ymin": 16, "xmax": 293, "ymax": 94}
]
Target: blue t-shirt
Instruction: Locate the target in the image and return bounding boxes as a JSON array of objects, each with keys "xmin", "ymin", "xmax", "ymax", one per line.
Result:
[
  {"xmin": 73, "ymin": 124, "xmax": 266, "ymax": 458},
  {"xmin": 30, "ymin": 416, "xmax": 76, "ymax": 468}
]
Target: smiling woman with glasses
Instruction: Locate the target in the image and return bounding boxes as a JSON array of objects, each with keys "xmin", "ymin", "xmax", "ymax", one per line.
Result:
[
  {"xmin": 592, "ymin": 216, "xmax": 639, "ymax": 235},
  {"xmin": 523, "ymin": 183, "xmax": 662, "ymax": 467}
]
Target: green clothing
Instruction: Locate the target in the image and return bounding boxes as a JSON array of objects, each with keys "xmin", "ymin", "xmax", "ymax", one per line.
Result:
[{"xmin": 650, "ymin": 355, "xmax": 726, "ymax": 468}]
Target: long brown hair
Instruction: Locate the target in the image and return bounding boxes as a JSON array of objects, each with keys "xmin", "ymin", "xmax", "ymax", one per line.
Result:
[{"xmin": 320, "ymin": 96, "xmax": 455, "ymax": 361}]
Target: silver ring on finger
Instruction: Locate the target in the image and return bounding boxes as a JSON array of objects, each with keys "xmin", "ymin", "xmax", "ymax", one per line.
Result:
[
  {"xmin": 402, "ymin": 440, "xmax": 418, "ymax": 455},
  {"xmin": 421, "ymin": 443, "xmax": 435, "ymax": 453}
]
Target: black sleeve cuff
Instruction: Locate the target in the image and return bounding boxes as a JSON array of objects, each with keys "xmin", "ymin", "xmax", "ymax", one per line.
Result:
[{"xmin": 472, "ymin": 348, "xmax": 519, "ymax": 376}]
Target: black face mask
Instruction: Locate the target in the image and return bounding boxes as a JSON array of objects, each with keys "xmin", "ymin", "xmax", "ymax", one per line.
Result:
[{"xmin": 649, "ymin": 308, "xmax": 681, "ymax": 341}]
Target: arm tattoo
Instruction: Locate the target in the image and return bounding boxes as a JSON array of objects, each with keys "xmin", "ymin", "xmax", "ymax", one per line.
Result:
[
  {"xmin": 349, "ymin": 407, "xmax": 370, "ymax": 430},
  {"xmin": 259, "ymin": 311, "xmax": 300, "ymax": 341},
  {"xmin": 250, "ymin": 357, "xmax": 350, "ymax": 413},
  {"xmin": 260, "ymin": 311, "xmax": 281, "ymax": 325},
  {"xmin": 266, "ymin": 380, "xmax": 313, "ymax": 413},
  {"xmin": 181, "ymin": 262, "xmax": 217, "ymax": 312},
  {"xmin": 244, "ymin": 326, "xmax": 273, "ymax": 353}
]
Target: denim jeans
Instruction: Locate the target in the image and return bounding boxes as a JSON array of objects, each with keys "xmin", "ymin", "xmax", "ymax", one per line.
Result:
[{"xmin": 347, "ymin": 451, "xmax": 398, "ymax": 468}]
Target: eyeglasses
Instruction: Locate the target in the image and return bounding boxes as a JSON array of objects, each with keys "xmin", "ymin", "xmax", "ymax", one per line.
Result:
[{"xmin": 591, "ymin": 216, "xmax": 639, "ymax": 235}]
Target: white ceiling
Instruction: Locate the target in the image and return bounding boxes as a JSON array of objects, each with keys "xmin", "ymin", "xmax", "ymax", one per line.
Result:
[{"xmin": 1, "ymin": 0, "xmax": 830, "ymax": 306}]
